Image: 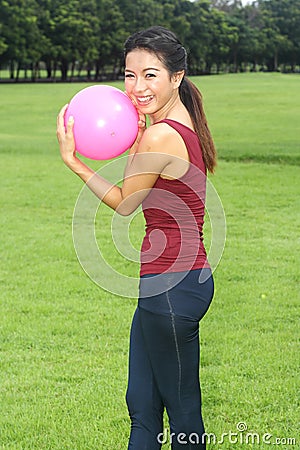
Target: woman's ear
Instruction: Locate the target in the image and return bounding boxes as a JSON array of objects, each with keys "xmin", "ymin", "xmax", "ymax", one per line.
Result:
[{"xmin": 172, "ymin": 70, "xmax": 185, "ymax": 89}]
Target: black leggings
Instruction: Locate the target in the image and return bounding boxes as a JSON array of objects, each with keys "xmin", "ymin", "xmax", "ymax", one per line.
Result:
[{"xmin": 126, "ymin": 268, "xmax": 214, "ymax": 449}]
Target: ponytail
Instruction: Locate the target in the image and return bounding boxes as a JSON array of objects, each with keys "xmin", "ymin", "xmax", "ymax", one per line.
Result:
[{"xmin": 179, "ymin": 77, "xmax": 217, "ymax": 173}]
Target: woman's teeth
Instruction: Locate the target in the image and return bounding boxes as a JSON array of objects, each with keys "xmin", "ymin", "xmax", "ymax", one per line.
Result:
[{"xmin": 137, "ymin": 96, "xmax": 153, "ymax": 103}]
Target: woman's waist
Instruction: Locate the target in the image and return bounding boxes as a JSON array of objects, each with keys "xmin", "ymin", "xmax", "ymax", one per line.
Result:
[
  {"xmin": 140, "ymin": 231, "xmax": 207, "ymax": 268},
  {"xmin": 144, "ymin": 222, "xmax": 204, "ymax": 236}
]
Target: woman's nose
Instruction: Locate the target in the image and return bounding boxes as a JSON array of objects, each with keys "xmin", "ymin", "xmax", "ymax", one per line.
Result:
[{"xmin": 134, "ymin": 77, "xmax": 146, "ymax": 94}]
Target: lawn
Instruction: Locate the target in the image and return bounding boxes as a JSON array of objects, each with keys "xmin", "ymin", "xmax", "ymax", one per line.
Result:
[{"xmin": 0, "ymin": 73, "xmax": 299, "ymax": 449}]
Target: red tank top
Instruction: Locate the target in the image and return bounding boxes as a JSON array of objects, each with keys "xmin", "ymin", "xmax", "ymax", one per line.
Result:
[{"xmin": 140, "ymin": 119, "xmax": 210, "ymax": 276}]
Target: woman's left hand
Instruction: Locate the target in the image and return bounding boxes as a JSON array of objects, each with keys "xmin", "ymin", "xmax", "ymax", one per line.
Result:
[{"xmin": 125, "ymin": 94, "xmax": 147, "ymax": 154}]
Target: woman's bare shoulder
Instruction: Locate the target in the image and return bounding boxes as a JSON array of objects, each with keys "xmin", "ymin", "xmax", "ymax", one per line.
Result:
[{"xmin": 138, "ymin": 122, "xmax": 184, "ymax": 154}]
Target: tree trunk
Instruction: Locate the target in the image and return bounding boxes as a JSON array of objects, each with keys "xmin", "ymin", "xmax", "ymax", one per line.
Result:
[
  {"xmin": 9, "ymin": 60, "xmax": 15, "ymax": 79},
  {"xmin": 95, "ymin": 60, "xmax": 102, "ymax": 81},
  {"xmin": 70, "ymin": 61, "xmax": 75, "ymax": 79},
  {"xmin": 87, "ymin": 66, "xmax": 92, "ymax": 80},
  {"xmin": 233, "ymin": 51, "xmax": 238, "ymax": 73},
  {"xmin": 53, "ymin": 61, "xmax": 57, "ymax": 80},
  {"xmin": 16, "ymin": 62, "xmax": 21, "ymax": 81},
  {"xmin": 274, "ymin": 49, "xmax": 278, "ymax": 71},
  {"xmin": 46, "ymin": 59, "xmax": 52, "ymax": 79},
  {"xmin": 60, "ymin": 60, "xmax": 68, "ymax": 81},
  {"xmin": 31, "ymin": 62, "xmax": 39, "ymax": 81},
  {"xmin": 77, "ymin": 62, "xmax": 83, "ymax": 78}
]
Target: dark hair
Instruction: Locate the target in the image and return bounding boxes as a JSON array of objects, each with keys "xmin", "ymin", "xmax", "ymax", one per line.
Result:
[{"xmin": 124, "ymin": 26, "xmax": 217, "ymax": 173}]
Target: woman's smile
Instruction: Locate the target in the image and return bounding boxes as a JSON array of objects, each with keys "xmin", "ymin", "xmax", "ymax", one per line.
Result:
[{"xmin": 136, "ymin": 95, "xmax": 154, "ymax": 106}]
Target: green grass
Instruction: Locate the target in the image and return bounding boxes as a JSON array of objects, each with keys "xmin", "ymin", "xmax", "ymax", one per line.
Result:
[
  {"xmin": 0, "ymin": 73, "xmax": 299, "ymax": 449},
  {"xmin": 201, "ymin": 72, "xmax": 300, "ymax": 165}
]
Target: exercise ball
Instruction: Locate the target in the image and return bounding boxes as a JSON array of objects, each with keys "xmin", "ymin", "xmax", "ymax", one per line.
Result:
[{"xmin": 65, "ymin": 85, "xmax": 139, "ymax": 160}]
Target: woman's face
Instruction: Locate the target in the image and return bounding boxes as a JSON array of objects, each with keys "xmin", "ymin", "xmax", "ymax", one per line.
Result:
[{"xmin": 125, "ymin": 49, "xmax": 181, "ymax": 117}]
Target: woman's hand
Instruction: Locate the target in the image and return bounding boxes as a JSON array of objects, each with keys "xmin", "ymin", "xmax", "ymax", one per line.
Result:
[
  {"xmin": 136, "ymin": 108, "xmax": 147, "ymax": 132},
  {"xmin": 125, "ymin": 93, "xmax": 147, "ymax": 154},
  {"xmin": 56, "ymin": 104, "xmax": 77, "ymax": 166}
]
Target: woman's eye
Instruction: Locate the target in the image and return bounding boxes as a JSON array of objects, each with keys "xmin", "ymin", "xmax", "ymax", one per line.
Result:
[
  {"xmin": 125, "ymin": 73, "xmax": 134, "ymax": 78},
  {"xmin": 146, "ymin": 73, "xmax": 156, "ymax": 78}
]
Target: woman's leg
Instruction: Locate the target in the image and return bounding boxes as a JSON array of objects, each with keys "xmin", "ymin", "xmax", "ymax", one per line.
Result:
[
  {"xmin": 138, "ymin": 269, "xmax": 214, "ymax": 449},
  {"xmin": 126, "ymin": 308, "xmax": 164, "ymax": 450}
]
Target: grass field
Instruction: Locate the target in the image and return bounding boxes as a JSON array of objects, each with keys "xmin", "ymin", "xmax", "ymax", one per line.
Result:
[{"xmin": 0, "ymin": 73, "xmax": 299, "ymax": 449}]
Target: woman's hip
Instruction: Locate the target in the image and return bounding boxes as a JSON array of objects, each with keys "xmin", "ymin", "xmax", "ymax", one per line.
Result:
[{"xmin": 138, "ymin": 268, "xmax": 214, "ymax": 321}]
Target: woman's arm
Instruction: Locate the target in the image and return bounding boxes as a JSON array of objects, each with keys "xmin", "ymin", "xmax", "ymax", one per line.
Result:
[{"xmin": 56, "ymin": 105, "xmax": 174, "ymax": 215}]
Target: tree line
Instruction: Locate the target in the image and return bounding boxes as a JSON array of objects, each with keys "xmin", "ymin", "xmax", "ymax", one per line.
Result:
[{"xmin": 0, "ymin": 0, "xmax": 299, "ymax": 82}]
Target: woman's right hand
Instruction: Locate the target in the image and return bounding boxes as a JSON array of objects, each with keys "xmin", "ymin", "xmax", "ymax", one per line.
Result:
[{"xmin": 56, "ymin": 104, "xmax": 78, "ymax": 167}]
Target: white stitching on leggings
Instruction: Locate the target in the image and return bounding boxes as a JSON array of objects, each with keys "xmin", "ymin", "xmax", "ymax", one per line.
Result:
[{"xmin": 165, "ymin": 281, "xmax": 182, "ymax": 403}]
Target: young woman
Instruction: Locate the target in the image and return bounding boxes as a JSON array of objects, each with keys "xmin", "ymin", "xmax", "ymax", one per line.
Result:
[{"xmin": 57, "ymin": 26, "xmax": 217, "ymax": 450}]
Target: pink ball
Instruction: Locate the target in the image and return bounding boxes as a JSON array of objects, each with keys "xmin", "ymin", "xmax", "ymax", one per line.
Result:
[{"xmin": 65, "ymin": 85, "xmax": 138, "ymax": 160}]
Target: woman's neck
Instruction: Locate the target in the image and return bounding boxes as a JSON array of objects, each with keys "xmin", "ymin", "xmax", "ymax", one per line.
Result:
[
  {"xmin": 149, "ymin": 93, "xmax": 183, "ymax": 125},
  {"xmin": 149, "ymin": 95, "xmax": 193, "ymax": 131}
]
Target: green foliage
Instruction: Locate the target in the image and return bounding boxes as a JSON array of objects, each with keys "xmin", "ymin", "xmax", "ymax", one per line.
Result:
[
  {"xmin": 0, "ymin": 0, "xmax": 46, "ymax": 78},
  {"xmin": 0, "ymin": 0, "xmax": 299, "ymax": 80},
  {"xmin": 260, "ymin": 0, "xmax": 300, "ymax": 69}
]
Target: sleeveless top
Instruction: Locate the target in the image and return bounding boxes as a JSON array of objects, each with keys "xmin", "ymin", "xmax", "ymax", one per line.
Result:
[{"xmin": 140, "ymin": 119, "xmax": 210, "ymax": 276}]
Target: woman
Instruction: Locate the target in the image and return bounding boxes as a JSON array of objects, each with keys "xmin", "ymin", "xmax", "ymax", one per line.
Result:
[{"xmin": 57, "ymin": 26, "xmax": 217, "ymax": 450}]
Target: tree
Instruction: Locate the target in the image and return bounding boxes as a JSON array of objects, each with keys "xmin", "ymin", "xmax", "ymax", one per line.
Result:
[
  {"xmin": 259, "ymin": 0, "xmax": 300, "ymax": 71},
  {"xmin": 204, "ymin": 7, "xmax": 239, "ymax": 73},
  {"xmin": 0, "ymin": 0, "xmax": 299, "ymax": 80},
  {"xmin": 0, "ymin": 0, "xmax": 46, "ymax": 80},
  {"xmin": 0, "ymin": 24, "xmax": 8, "ymax": 57},
  {"xmin": 94, "ymin": 0, "xmax": 126, "ymax": 80},
  {"xmin": 45, "ymin": 0, "xmax": 99, "ymax": 81}
]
